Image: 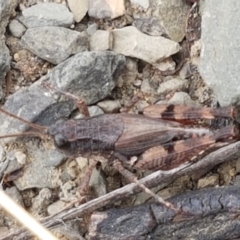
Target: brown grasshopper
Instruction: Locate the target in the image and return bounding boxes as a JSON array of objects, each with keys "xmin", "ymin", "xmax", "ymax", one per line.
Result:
[{"xmin": 0, "ymin": 86, "xmax": 239, "ymax": 210}]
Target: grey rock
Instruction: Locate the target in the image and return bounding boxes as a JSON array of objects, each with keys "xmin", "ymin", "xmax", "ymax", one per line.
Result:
[
  {"xmin": 90, "ymin": 30, "xmax": 111, "ymax": 51},
  {"xmin": 86, "ymin": 23, "xmax": 98, "ymax": 36},
  {"xmin": 8, "ymin": 19, "xmax": 26, "ymax": 38},
  {"xmin": 21, "ymin": 26, "xmax": 89, "ymax": 64},
  {"xmin": 111, "ymin": 26, "xmax": 180, "ymax": 68},
  {"xmin": 76, "ymin": 106, "xmax": 104, "ymax": 119},
  {"xmin": 199, "ymin": 0, "xmax": 240, "ymax": 106},
  {"xmin": 190, "ymin": 40, "xmax": 201, "ymax": 66},
  {"xmin": 97, "ymin": 99, "xmax": 121, "ymax": 113},
  {"xmin": 47, "ymin": 200, "xmax": 67, "ymax": 215},
  {"xmin": 0, "ymin": 81, "xmax": 57, "ymax": 138},
  {"xmin": 20, "ymin": 3, "xmax": 73, "ymax": 28},
  {"xmin": 0, "ymin": 0, "xmax": 18, "ymax": 35},
  {"xmin": 167, "ymin": 92, "xmax": 197, "ymax": 106},
  {"xmin": 4, "ymin": 151, "xmax": 25, "ymax": 177},
  {"xmin": 47, "ymin": 51, "xmax": 126, "ymax": 104},
  {"xmin": 141, "ymin": 79, "xmax": 156, "ymax": 94},
  {"xmin": 130, "ymin": 0, "xmax": 150, "ymax": 9},
  {"xmin": 157, "ymin": 78, "xmax": 189, "ymax": 95},
  {"xmin": 5, "ymin": 187, "xmax": 24, "ymax": 206},
  {"xmin": 157, "ymin": 57, "xmax": 176, "ymax": 72},
  {"xmin": 197, "ymin": 174, "xmax": 219, "ymax": 189},
  {"xmin": 0, "ymin": 51, "xmax": 125, "ymax": 137},
  {"xmin": 152, "ymin": 0, "xmax": 191, "ymax": 42},
  {"xmin": 0, "ymin": 43, "xmax": 10, "ymax": 98},
  {"xmin": 14, "ymin": 151, "xmax": 27, "ymax": 165},
  {"xmin": 0, "ymin": 0, "xmax": 18, "ymax": 98},
  {"xmin": 179, "ymin": 63, "xmax": 191, "ymax": 79},
  {"xmin": 67, "ymin": 0, "xmax": 88, "ymax": 23},
  {"xmin": 61, "ymin": 180, "xmax": 77, "ymax": 199},
  {"xmin": 88, "ymin": 106, "xmax": 104, "ymax": 116},
  {"xmin": 14, "ymin": 141, "xmax": 65, "ymax": 190},
  {"xmin": 89, "ymin": 167, "xmax": 107, "ymax": 197},
  {"xmin": 0, "ymin": 145, "xmax": 5, "ymax": 162},
  {"xmin": 88, "ymin": 0, "xmax": 125, "ymax": 19},
  {"xmin": 31, "ymin": 188, "xmax": 52, "ymax": 216},
  {"xmin": 0, "ymin": 160, "xmax": 9, "ymax": 181},
  {"xmin": 232, "ymin": 175, "xmax": 240, "ymax": 186},
  {"xmin": 133, "ymin": 17, "xmax": 165, "ymax": 36}
]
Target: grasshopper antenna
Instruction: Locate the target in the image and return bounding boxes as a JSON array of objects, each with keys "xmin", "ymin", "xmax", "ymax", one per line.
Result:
[
  {"xmin": 0, "ymin": 107, "xmax": 48, "ymax": 139},
  {"xmin": 0, "ymin": 132, "xmax": 48, "ymax": 139}
]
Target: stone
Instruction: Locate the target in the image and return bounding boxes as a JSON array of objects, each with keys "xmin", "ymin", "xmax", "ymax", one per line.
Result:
[
  {"xmin": 167, "ymin": 92, "xmax": 197, "ymax": 106},
  {"xmin": 0, "ymin": 0, "xmax": 18, "ymax": 99},
  {"xmin": 47, "ymin": 51, "xmax": 126, "ymax": 105},
  {"xmin": 0, "ymin": 145, "xmax": 5, "ymax": 162},
  {"xmin": 20, "ymin": 3, "xmax": 73, "ymax": 28},
  {"xmin": 97, "ymin": 100, "xmax": 121, "ymax": 113},
  {"xmin": 67, "ymin": 0, "xmax": 88, "ymax": 22},
  {"xmin": 0, "ymin": 43, "xmax": 10, "ymax": 99},
  {"xmin": 152, "ymin": 0, "xmax": 191, "ymax": 42},
  {"xmin": 31, "ymin": 188, "xmax": 52, "ymax": 217},
  {"xmin": 133, "ymin": 17, "xmax": 165, "ymax": 36},
  {"xmin": 157, "ymin": 77, "xmax": 188, "ymax": 95},
  {"xmin": 197, "ymin": 174, "xmax": 219, "ymax": 189},
  {"xmin": 21, "ymin": 26, "xmax": 88, "ymax": 64},
  {"xmin": 13, "ymin": 141, "xmax": 65, "ymax": 190},
  {"xmin": 88, "ymin": 0, "xmax": 125, "ymax": 19},
  {"xmin": 14, "ymin": 151, "xmax": 27, "ymax": 165},
  {"xmin": 75, "ymin": 106, "xmax": 104, "ymax": 119},
  {"xmin": 141, "ymin": 79, "xmax": 156, "ymax": 94},
  {"xmin": 5, "ymin": 187, "xmax": 24, "ymax": 206},
  {"xmin": 111, "ymin": 26, "xmax": 180, "ymax": 68},
  {"xmin": 90, "ymin": 30, "xmax": 111, "ymax": 51},
  {"xmin": 76, "ymin": 157, "xmax": 88, "ymax": 170},
  {"xmin": 0, "ymin": 0, "xmax": 18, "ymax": 36},
  {"xmin": 47, "ymin": 200, "xmax": 68, "ymax": 215},
  {"xmin": 199, "ymin": 0, "xmax": 240, "ymax": 106},
  {"xmin": 179, "ymin": 63, "xmax": 191, "ymax": 79},
  {"xmin": 157, "ymin": 57, "xmax": 176, "ymax": 72},
  {"xmin": 3, "ymin": 151, "xmax": 25, "ymax": 181},
  {"xmin": 89, "ymin": 167, "xmax": 107, "ymax": 197},
  {"xmin": 217, "ymin": 162, "xmax": 236, "ymax": 185},
  {"xmin": 236, "ymin": 158, "xmax": 240, "ymax": 173},
  {"xmin": 8, "ymin": 19, "xmax": 26, "ymax": 38},
  {"xmin": 191, "ymin": 39, "xmax": 201, "ymax": 66},
  {"xmin": 86, "ymin": 23, "xmax": 98, "ymax": 36},
  {"xmin": 130, "ymin": 0, "xmax": 150, "ymax": 9}
]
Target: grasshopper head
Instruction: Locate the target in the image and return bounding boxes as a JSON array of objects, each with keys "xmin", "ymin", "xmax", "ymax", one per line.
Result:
[{"xmin": 48, "ymin": 119, "xmax": 76, "ymax": 156}]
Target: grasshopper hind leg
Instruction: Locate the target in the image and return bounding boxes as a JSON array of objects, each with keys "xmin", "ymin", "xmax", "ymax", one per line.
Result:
[{"xmin": 112, "ymin": 152, "xmax": 179, "ymax": 212}]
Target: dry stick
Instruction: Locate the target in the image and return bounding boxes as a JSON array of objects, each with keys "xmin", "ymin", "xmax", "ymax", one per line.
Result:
[{"xmin": 2, "ymin": 140, "xmax": 240, "ymax": 240}]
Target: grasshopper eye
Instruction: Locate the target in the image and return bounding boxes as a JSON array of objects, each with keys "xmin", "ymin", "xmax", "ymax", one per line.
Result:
[{"xmin": 54, "ymin": 133, "xmax": 68, "ymax": 147}]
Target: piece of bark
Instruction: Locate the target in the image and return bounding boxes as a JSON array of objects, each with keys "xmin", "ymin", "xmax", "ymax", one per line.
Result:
[{"xmin": 88, "ymin": 186, "xmax": 240, "ymax": 240}]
